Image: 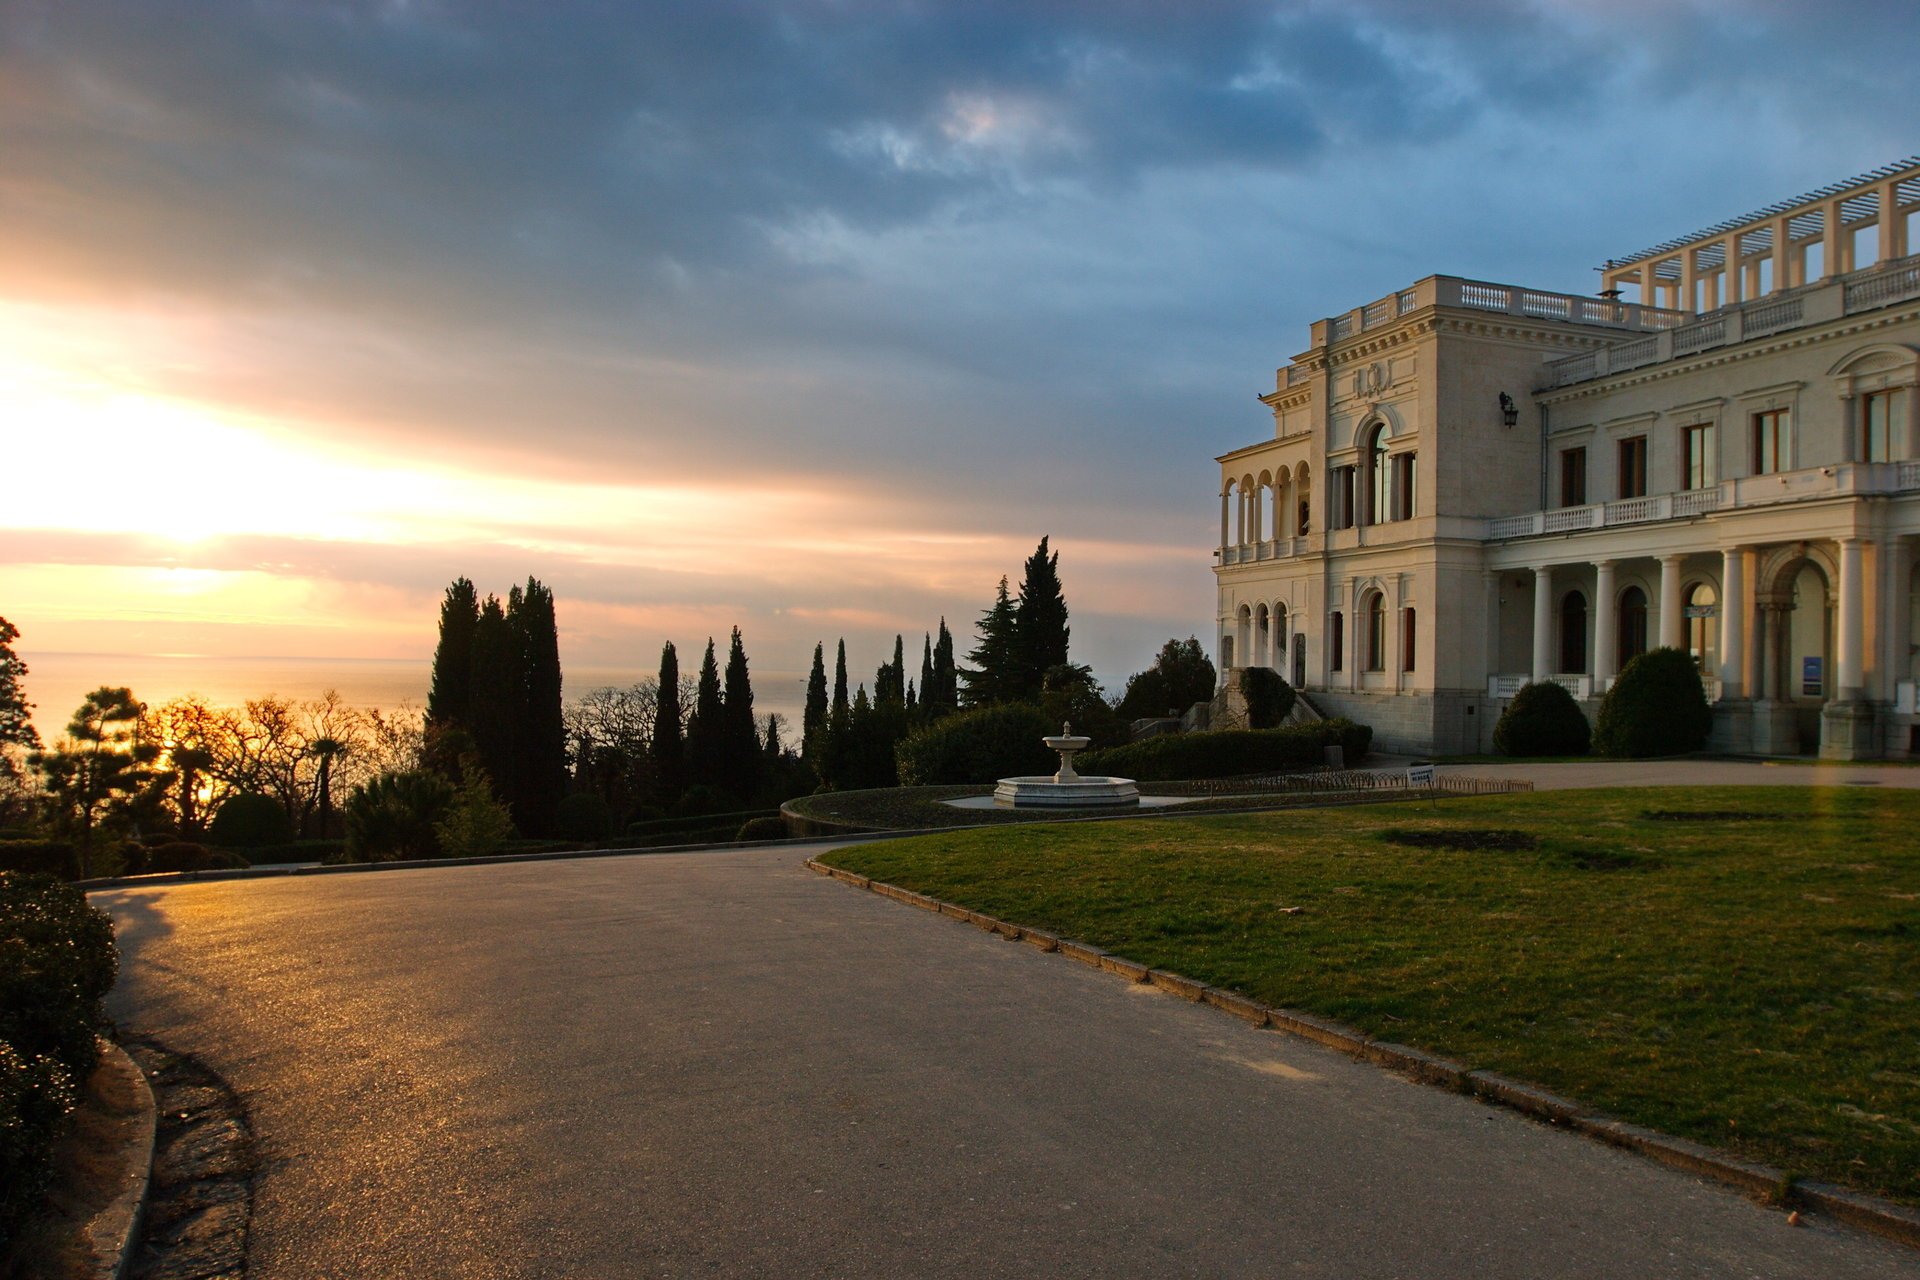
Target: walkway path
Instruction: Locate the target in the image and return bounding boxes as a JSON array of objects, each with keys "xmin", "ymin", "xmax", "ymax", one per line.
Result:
[{"xmin": 96, "ymin": 842, "xmax": 1914, "ymax": 1278}]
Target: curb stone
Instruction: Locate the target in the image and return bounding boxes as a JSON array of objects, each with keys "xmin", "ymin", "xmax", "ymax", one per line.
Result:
[
  {"xmin": 803, "ymin": 856, "xmax": 1920, "ymax": 1252},
  {"xmin": 82, "ymin": 1040, "xmax": 157, "ymax": 1280}
]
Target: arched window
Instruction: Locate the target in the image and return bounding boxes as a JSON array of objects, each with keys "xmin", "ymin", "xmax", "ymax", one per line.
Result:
[
  {"xmin": 1330, "ymin": 611, "xmax": 1345, "ymax": 672},
  {"xmin": 1365, "ymin": 592, "xmax": 1387, "ymax": 671},
  {"xmin": 1367, "ymin": 425, "xmax": 1390, "ymax": 524},
  {"xmin": 1559, "ymin": 591, "xmax": 1588, "ymax": 674},
  {"xmin": 1618, "ymin": 586, "xmax": 1649, "ymax": 664},
  {"xmin": 1684, "ymin": 582, "xmax": 1718, "ymax": 672}
]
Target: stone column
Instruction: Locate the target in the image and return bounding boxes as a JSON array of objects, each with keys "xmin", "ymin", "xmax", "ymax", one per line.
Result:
[
  {"xmin": 1532, "ymin": 566, "xmax": 1553, "ymax": 682},
  {"xmin": 1719, "ymin": 547, "xmax": 1746, "ymax": 699},
  {"xmin": 1250, "ymin": 483, "xmax": 1264, "ymax": 545},
  {"xmin": 1482, "ymin": 569, "xmax": 1501, "ymax": 687},
  {"xmin": 1837, "ymin": 537, "xmax": 1866, "ymax": 699},
  {"xmin": 1593, "ymin": 560, "xmax": 1617, "ymax": 683},
  {"xmin": 1219, "ymin": 491, "xmax": 1230, "ymax": 554},
  {"xmin": 1658, "ymin": 554, "xmax": 1685, "ymax": 650},
  {"xmin": 1880, "ymin": 180, "xmax": 1908, "ymax": 262},
  {"xmin": 1888, "ymin": 538, "xmax": 1915, "ymax": 695},
  {"xmin": 1837, "ymin": 393, "xmax": 1857, "ymax": 464}
]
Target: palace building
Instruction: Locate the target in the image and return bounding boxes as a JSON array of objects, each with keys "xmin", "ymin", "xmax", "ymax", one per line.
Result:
[{"xmin": 1214, "ymin": 158, "xmax": 1920, "ymax": 758}]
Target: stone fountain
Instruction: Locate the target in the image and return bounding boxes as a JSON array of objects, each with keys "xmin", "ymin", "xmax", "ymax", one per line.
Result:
[{"xmin": 993, "ymin": 723, "xmax": 1141, "ymax": 808}]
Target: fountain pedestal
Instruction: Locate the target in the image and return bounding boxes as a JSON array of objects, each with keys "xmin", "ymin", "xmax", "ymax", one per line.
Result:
[{"xmin": 993, "ymin": 723, "xmax": 1140, "ymax": 808}]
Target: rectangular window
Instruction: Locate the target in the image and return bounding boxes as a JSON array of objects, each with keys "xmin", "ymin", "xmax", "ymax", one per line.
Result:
[
  {"xmin": 1863, "ymin": 388, "xmax": 1904, "ymax": 462},
  {"xmin": 1618, "ymin": 436, "xmax": 1648, "ymax": 498},
  {"xmin": 1390, "ymin": 453, "xmax": 1417, "ymax": 520},
  {"xmin": 1560, "ymin": 447, "xmax": 1587, "ymax": 507},
  {"xmin": 1402, "ymin": 608, "xmax": 1416, "ymax": 672},
  {"xmin": 1330, "ymin": 612, "xmax": 1344, "ymax": 671},
  {"xmin": 1682, "ymin": 423, "xmax": 1714, "ymax": 490},
  {"xmin": 1752, "ymin": 408, "xmax": 1791, "ymax": 474}
]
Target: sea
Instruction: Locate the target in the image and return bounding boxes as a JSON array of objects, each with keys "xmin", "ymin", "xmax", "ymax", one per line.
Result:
[{"xmin": 18, "ymin": 652, "xmax": 811, "ymax": 738}]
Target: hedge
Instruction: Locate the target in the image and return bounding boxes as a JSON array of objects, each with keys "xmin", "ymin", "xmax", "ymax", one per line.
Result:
[
  {"xmin": 1076, "ymin": 719, "xmax": 1372, "ymax": 782},
  {"xmin": 894, "ymin": 703, "xmax": 1058, "ymax": 786},
  {"xmin": 0, "ymin": 873, "xmax": 118, "ymax": 1252},
  {"xmin": 0, "ymin": 840, "xmax": 79, "ymax": 880},
  {"xmin": 206, "ymin": 793, "xmax": 295, "ymax": 849}
]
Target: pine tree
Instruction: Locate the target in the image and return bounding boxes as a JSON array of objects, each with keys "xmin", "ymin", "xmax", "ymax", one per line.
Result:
[
  {"xmin": 721, "ymin": 627, "xmax": 762, "ymax": 800},
  {"xmin": 427, "ymin": 578, "xmax": 480, "ymax": 730},
  {"xmin": 960, "ymin": 577, "xmax": 1019, "ymax": 707},
  {"xmin": 1013, "ymin": 536, "xmax": 1070, "ymax": 699},
  {"xmin": 803, "ymin": 642, "xmax": 829, "ymax": 752},
  {"xmin": 0, "ymin": 616, "xmax": 40, "ymax": 753},
  {"xmin": 30, "ymin": 687, "xmax": 164, "ymax": 877},
  {"xmin": 685, "ymin": 638, "xmax": 725, "ymax": 791},
  {"xmin": 466, "ymin": 595, "xmax": 520, "ymax": 798},
  {"xmin": 832, "ymin": 639, "xmax": 850, "ymax": 718},
  {"xmin": 509, "ymin": 577, "xmax": 567, "ymax": 835},
  {"xmin": 651, "ymin": 641, "xmax": 684, "ymax": 806}
]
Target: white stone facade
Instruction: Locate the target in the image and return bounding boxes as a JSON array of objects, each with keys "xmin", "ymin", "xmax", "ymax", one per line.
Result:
[{"xmin": 1214, "ymin": 159, "xmax": 1920, "ymax": 758}]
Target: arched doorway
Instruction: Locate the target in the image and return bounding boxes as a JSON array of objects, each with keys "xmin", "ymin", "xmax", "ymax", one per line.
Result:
[{"xmin": 1684, "ymin": 581, "xmax": 1718, "ymax": 675}]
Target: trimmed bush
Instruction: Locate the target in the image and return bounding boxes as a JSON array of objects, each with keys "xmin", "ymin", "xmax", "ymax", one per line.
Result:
[
  {"xmin": 735, "ymin": 816, "xmax": 789, "ymax": 842},
  {"xmin": 0, "ymin": 1040, "xmax": 78, "ymax": 1254},
  {"xmin": 1077, "ymin": 719, "xmax": 1372, "ymax": 782},
  {"xmin": 206, "ymin": 793, "xmax": 295, "ymax": 849},
  {"xmin": 0, "ymin": 840, "xmax": 78, "ymax": 880},
  {"xmin": 1593, "ymin": 647, "xmax": 1713, "ymax": 758},
  {"xmin": 342, "ymin": 772, "xmax": 454, "ymax": 863},
  {"xmin": 556, "ymin": 793, "xmax": 615, "ymax": 842},
  {"xmin": 894, "ymin": 703, "xmax": 1057, "ymax": 786},
  {"xmin": 1492, "ymin": 682, "xmax": 1592, "ymax": 757},
  {"xmin": 1240, "ymin": 667, "xmax": 1296, "ymax": 729},
  {"xmin": 145, "ymin": 842, "xmax": 249, "ymax": 874}
]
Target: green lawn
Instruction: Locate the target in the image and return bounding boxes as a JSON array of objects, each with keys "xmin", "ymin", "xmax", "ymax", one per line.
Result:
[{"xmin": 825, "ymin": 786, "xmax": 1920, "ymax": 1206}]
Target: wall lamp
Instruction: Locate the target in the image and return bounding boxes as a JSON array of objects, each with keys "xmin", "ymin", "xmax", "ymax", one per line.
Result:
[{"xmin": 1499, "ymin": 392, "xmax": 1519, "ymax": 428}]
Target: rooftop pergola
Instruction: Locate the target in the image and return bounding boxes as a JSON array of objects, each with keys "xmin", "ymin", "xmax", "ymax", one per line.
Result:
[{"xmin": 1600, "ymin": 158, "xmax": 1920, "ymax": 313}]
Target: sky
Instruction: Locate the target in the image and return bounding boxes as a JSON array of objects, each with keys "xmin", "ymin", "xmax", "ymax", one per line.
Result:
[{"xmin": 3, "ymin": 0, "xmax": 1918, "ymax": 718}]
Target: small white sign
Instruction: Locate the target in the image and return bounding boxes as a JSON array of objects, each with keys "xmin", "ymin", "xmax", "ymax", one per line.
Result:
[{"xmin": 1407, "ymin": 763, "xmax": 1435, "ymax": 787}]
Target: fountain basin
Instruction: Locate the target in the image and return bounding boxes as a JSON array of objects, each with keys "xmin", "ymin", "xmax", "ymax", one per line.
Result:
[{"xmin": 993, "ymin": 775, "xmax": 1141, "ymax": 808}]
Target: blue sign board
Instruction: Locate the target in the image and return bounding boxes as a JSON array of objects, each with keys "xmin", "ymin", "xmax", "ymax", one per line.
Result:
[{"xmin": 1801, "ymin": 656, "xmax": 1823, "ymax": 697}]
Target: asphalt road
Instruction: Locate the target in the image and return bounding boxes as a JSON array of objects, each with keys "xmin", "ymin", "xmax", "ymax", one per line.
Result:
[{"xmin": 97, "ymin": 843, "xmax": 1918, "ymax": 1279}]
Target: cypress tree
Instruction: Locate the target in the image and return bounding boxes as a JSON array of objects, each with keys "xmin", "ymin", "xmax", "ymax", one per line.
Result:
[
  {"xmin": 832, "ymin": 640, "xmax": 849, "ymax": 718},
  {"xmin": 931, "ymin": 618, "xmax": 958, "ymax": 717},
  {"xmin": 466, "ymin": 595, "xmax": 520, "ymax": 808},
  {"xmin": 1013, "ymin": 536, "xmax": 1070, "ymax": 699},
  {"xmin": 721, "ymin": 627, "xmax": 762, "ymax": 800},
  {"xmin": 919, "ymin": 634, "xmax": 934, "ymax": 714},
  {"xmin": 906, "ymin": 679, "xmax": 917, "ymax": 716},
  {"xmin": 651, "ymin": 641, "xmax": 684, "ymax": 806},
  {"xmin": 685, "ymin": 638, "xmax": 725, "ymax": 790},
  {"xmin": 427, "ymin": 578, "xmax": 480, "ymax": 729},
  {"xmin": 803, "ymin": 642, "xmax": 829, "ymax": 752},
  {"xmin": 960, "ymin": 577, "xmax": 1019, "ymax": 707},
  {"xmin": 508, "ymin": 577, "xmax": 566, "ymax": 835}
]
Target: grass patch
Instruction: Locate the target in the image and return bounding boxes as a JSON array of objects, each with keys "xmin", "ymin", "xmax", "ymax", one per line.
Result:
[{"xmin": 824, "ymin": 786, "xmax": 1920, "ymax": 1207}]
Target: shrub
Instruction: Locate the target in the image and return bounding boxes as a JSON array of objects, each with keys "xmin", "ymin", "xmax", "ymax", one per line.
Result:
[
  {"xmin": 1240, "ymin": 667, "xmax": 1296, "ymax": 729},
  {"xmin": 735, "ymin": 816, "xmax": 789, "ymax": 842},
  {"xmin": 0, "ymin": 1041, "xmax": 77, "ymax": 1255},
  {"xmin": 556, "ymin": 793, "xmax": 614, "ymax": 842},
  {"xmin": 145, "ymin": 842, "xmax": 250, "ymax": 874},
  {"xmin": 675, "ymin": 785, "xmax": 734, "ymax": 818},
  {"xmin": 894, "ymin": 703, "xmax": 1057, "ymax": 786},
  {"xmin": 342, "ymin": 772, "xmax": 454, "ymax": 863},
  {"xmin": 1593, "ymin": 647, "xmax": 1713, "ymax": 758},
  {"xmin": 434, "ymin": 767, "xmax": 516, "ymax": 859},
  {"xmin": 1077, "ymin": 719, "xmax": 1372, "ymax": 782},
  {"xmin": 1492, "ymin": 682, "xmax": 1591, "ymax": 757},
  {"xmin": 206, "ymin": 793, "xmax": 294, "ymax": 849}
]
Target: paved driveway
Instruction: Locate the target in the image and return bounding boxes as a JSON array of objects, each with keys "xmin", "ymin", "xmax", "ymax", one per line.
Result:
[{"xmin": 98, "ymin": 844, "xmax": 1915, "ymax": 1279}]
